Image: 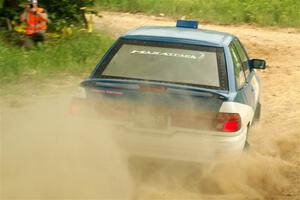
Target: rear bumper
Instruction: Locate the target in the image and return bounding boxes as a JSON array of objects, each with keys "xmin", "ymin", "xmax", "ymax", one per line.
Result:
[
  {"xmin": 112, "ymin": 123, "xmax": 248, "ymax": 163},
  {"xmin": 70, "ymin": 99, "xmax": 247, "ymax": 163}
]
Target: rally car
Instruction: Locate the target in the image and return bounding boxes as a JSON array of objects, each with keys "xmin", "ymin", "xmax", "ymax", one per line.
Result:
[{"xmin": 71, "ymin": 20, "xmax": 266, "ymax": 162}]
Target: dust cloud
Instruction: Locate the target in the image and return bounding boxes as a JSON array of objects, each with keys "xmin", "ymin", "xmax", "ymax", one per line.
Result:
[
  {"xmin": 130, "ymin": 133, "xmax": 290, "ymax": 200},
  {"xmin": 0, "ymin": 88, "xmax": 296, "ymax": 200},
  {"xmin": 0, "ymin": 93, "xmax": 134, "ymax": 200}
]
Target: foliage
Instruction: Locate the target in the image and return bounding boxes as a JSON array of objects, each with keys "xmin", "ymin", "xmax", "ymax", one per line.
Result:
[
  {"xmin": 0, "ymin": 0, "xmax": 21, "ymax": 23},
  {"xmin": 96, "ymin": 0, "xmax": 300, "ymax": 28},
  {"xmin": 40, "ymin": 0, "xmax": 95, "ymax": 30},
  {"xmin": 0, "ymin": 0, "xmax": 95, "ymax": 31},
  {"xmin": 0, "ymin": 31, "xmax": 113, "ymax": 85}
]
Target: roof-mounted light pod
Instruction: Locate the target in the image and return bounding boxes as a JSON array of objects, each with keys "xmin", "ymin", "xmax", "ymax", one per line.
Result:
[{"xmin": 176, "ymin": 20, "xmax": 199, "ymax": 29}]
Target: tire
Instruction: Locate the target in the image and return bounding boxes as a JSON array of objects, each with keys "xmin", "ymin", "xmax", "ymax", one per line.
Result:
[
  {"xmin": 244, "ymin": 141, "xmax": 250, "ymax": 150},
  {"xmin": 254, "ymin": 102, "xmax": 261, "ymax": 122},
  {"xmin": 243, "ymin": 126, "xmax": 250, "ymax": 150}
]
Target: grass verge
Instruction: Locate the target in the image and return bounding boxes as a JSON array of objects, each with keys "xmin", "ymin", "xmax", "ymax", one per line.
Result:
[
  {"xmin": 96, "ymin": 0, "xmax": 300, "ymax": 28},
  {"xmin": 0, "ymin": 31, "xmax": 113, "ymax": 93}
]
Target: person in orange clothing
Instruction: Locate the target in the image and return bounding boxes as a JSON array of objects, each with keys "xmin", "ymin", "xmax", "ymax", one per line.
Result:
[{"xmin": 20, "ymin": 0, "xmax": 48, "ymax": 46}]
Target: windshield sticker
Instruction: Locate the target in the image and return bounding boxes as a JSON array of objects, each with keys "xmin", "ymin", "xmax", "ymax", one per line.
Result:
[{"xmin": 130, "ymin": 50, "xmax": 205, "ymax": 60}]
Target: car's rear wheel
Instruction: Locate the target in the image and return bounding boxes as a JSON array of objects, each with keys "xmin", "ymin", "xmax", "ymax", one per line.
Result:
[
  {"xmin": 244, "ymin": 126, "xmax": 250, "ymax": 150},
  {"xmin": 254, "ymin": 102, "xmax": 261, "ymax": 122},
  {"xmin": 244, "ymin": 140, "xmax": 250, "ymax": 150}
]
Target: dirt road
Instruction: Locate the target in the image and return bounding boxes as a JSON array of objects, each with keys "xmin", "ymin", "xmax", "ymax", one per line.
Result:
[{"xmin": 1, "ymin": 11, "xmax": 300, "ymax": 200}]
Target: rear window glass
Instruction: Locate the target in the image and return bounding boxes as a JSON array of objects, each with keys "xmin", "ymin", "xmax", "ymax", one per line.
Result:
[{"xmin": 94, "ymin": 40, "xmax": 228, "ymax": 90}]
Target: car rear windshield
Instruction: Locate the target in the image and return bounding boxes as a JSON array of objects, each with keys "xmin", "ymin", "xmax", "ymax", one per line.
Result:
[{"xmin": 94, "ymin": 40, "xmax": 228, "ymax": 90}]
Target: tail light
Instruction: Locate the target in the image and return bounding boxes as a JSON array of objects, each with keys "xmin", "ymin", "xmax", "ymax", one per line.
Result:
[
  {"xmin": 70, "ymin": 99, "xmax": 84, "ymax": 114},
  {"xmin": 216, "ymin": 113, "xmax": 241, "ymax": 132}
]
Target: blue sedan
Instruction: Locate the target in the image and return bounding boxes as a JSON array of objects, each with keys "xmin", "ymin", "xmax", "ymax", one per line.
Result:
[{"xmin": 71, "ymin": 20, "xmax": 266, "ymax": 162}]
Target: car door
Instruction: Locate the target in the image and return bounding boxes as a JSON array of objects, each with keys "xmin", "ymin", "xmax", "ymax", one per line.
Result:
[
  {"xmin": 233, "ymin": 39, "xmax": 259, "ymax": 110},
  {"xmin": 229, "ymin": 40, "xmax": 256, "ymax": 111}
]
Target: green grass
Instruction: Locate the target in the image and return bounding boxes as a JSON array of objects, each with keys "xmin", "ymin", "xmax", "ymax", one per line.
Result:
[
  {"xmin": 96, "ymin": 0, "xmax": 300, "ymax": 28},
  {"xmin": 0, "ymin": 31, "xmax": 113, "ymax": 86}
]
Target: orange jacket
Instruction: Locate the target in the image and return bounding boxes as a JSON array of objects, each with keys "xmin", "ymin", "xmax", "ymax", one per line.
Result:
[{"xmin": 25, "ymin": 8, "xmax": 47, "ymax": 35}]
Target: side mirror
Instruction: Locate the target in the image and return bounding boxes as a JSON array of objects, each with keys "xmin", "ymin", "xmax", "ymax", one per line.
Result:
[{"xmin": 249, "ymin": 59, "xmax": 266, "ymax": 69}]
